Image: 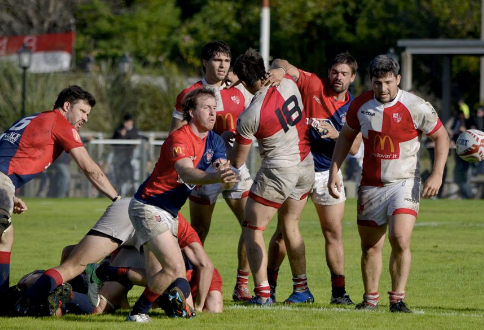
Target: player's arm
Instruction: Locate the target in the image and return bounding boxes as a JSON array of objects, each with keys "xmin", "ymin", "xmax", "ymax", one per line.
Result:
[
  {"xmin": 349, "ymin": 133, "xmax": 363, "ymax": 156},
  {"xmin": 328, "ymin": 125, "xmax": 359, "ymax": 198},
  {"xmin": 182, "ymin": 242, "xmax": 214, "ymax": 312},
  {"xmin": 174, "ymin": 157, "xmax": 238, "ymax": 185},
  {"xmin": 421, "ymin": 125, "xmax": 449, "ymax": 198},
  {"xmin": 69, "ymin": 146, "xmax": 119, "ymax": 201},
  {"xmin": 264, "ymin": 59, "xmax": 301, "ymax": 87},
  {"xmin": 230, "ymin": 141, "xmax": 251, "ymax": 169}
]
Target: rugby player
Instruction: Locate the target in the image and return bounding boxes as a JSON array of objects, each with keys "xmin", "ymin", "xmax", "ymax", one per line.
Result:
[
  {"xmin": 169, "ymin": 41, "xmax": 254, "ymax": 302},
  {"xmin": 328, "ymin": 54, "xmax": 449, "ymax": 312}
]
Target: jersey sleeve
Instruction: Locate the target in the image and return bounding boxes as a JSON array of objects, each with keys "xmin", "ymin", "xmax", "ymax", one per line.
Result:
[
  {"xmin": 417, "ymin": 101, "xmax": 443, "ymax": 136},
  {"xmin": 52, "ymin": 118, "xmax": 84, "ymax": 152},
  {"xmin": 235, "ymin": 109, "xmax": 256, "ymax": 145},
  {"xmin": 296, "ymin": 69, "xmax": 317, "ymax": 97},
  {"xmin": 167, "ymin": 132, "xmax": 194, "ymax": 162},
  {"xmin": 345, "ymin": 98, "xmax": 362, "ymax": 131},
  {"xmin": 235, "ymin": 84, "xmax": 254, "ymax": 108},
  {"xmin": 173, "ymin": 89, "xmax": 189, "ymax": 120}
]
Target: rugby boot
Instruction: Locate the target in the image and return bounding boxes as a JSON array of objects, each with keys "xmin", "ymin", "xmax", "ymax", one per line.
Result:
[
  {"xmin": 284, "ymin": 290, "xmax": 314, "ymax": 304},
  {"xmin": 390, "ymin": 300, "xmax": 412, "ymax": 313},
  {"xmin": 232, "ymin": 285, "xmax": 252, "ymax": 302},
  {"xmin": 355, "ymin": 300, "xmax": 378, "ymax": 310},
  {"xmin": 246, "ymin": 295, "xmax": 274, "ymax": 306},
  {"xmin": 330, "ymin": 294, "xmax": 354, "ymax": 305},
  {"xmin": 126, "ymin": 312, "xmax": 152, "ymax": 322},
  {"xmin": 168, "ymin": 287, "xmax": 195, "ymax": 319},
  {"xmin": 85, "ymin": 263, "xmax": 102, "ymax": 307}
]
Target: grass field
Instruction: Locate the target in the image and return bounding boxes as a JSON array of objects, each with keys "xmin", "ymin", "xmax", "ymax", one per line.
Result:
[{"xmin": 1, "ymin": 197, "xmax": 483, "ymax": 329}]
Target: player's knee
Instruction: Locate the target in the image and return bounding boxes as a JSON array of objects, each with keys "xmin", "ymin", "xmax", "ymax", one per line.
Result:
[{"xmin": 389, "ymin": 234, "xmax": 410, "ymax": 251}]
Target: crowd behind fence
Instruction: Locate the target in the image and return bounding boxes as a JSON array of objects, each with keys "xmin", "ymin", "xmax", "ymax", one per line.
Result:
[{"xmin": 16, "ymin": 132, "xmax": 484, "ymax": 200}]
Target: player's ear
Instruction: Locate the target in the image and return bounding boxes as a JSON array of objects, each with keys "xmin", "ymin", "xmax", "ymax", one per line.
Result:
[{"xmin": 61, "ymin": 101, "xmax": 70, "ymax": 113}]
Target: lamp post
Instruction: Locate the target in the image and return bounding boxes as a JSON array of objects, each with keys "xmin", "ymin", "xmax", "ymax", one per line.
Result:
[
  {"xmin": 119, "ymin": 52, "xmax": 133, "ymax": 76},
  {"xmin": 18, "ymin": 44, "xmax": 32, "ymax": 119}
]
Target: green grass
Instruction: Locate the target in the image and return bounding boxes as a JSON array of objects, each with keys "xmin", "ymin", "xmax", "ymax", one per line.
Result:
[{"xmin": 1, "ymin": 198, "xmax": 483, "ymax": 329}]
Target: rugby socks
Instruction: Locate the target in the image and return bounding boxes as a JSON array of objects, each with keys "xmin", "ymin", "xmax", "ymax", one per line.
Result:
[
  {"xmin": 388, "ymin": 291, "xmax": 405, "ymax": 304},
  {"xmin": 331, "ymin": 275, "xmax": 346, "ymax": 298},
  {"xmin": 168, "ymin": 278, "xmax": 191, "ymax": 298},
  {"xmin": 0, "ymin": 251, "xmax": 10, "ymax": 295},
  {"xmin": 131, "ymin": 286, "xmax": 160, "ymax": 315},
  {"xmin": 292, "ymin": 274, "xmax": 309, "ymax": 293},
  {"xmin": 236, "ymin": 269, "xmax": 250, "ymax": 289},
  {"xmin": 64, "ymin": 291, "xmax": 95, "ymax": 314},
  {"xmin": 363, "ymin": 292, "xmax": 379, "ymax": 307},
  {"xmin": 96, "ymin": 265, "xmax": 133, "ymax": 289},
  {"xmin": 26, "ymin": 268, "xmax": 64, "ymax": 303},
  {"xmin": 254, "ymin": 281, "xmax": 271, "ymax": 299}
]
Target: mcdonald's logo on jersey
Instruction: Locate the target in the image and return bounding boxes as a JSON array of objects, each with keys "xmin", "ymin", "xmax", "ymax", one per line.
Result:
[
  {"xmin": 374, "ymin": 135, "xmax": 394, "ymax": 153},
  {"xmin": 216, "ymin": 113, "xmax": 235, "ymax": 131},
  {"xmin": 171, "ymin": 145, "xmax": 185, "ymax": 158}
]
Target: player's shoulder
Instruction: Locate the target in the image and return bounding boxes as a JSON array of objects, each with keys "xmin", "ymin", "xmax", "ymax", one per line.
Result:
[
  {"xmin": 399, "ymin": 90, "xmax": 433, "ymax": 112},
  {"xmin": 177, "ymin": 81, "xmax": 204, "ymax": 99},
  {"xmin": 352, "ymin": 90, "xmax": 375, "ymax": 109}
]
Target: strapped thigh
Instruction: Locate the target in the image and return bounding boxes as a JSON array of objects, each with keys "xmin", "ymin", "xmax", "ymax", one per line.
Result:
[{"xmin": 241, "ymin": 220, "xmax": 266, "ymax": 231}]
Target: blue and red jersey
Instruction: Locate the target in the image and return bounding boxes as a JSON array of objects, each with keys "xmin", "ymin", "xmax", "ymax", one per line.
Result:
[
  {"xmin": 0, "ymin": 110, "xmax": 84, "ymax": 188},
  {"xmin": 296, "ymin": 70, "xmax": 354, "ymax": 172},
  {"xmin": 134, "ymin": 124, "xmax": 226, "ymax": 217}
]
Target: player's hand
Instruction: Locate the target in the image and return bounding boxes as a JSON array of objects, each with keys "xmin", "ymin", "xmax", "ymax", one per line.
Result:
[
  {"xmin": 262, "ymin": 68, "xmax": 285, "ymax": 87},
  {"xmin": 220, "ymin": 131, "xmax": 236, "ymax": 144},
  {"xmin": 215, "ymin": 160, "xmax": 239, "ymax": 184},
  {"xmin": 223, "ymin": 72, "xmax": 240, "ymax": 89},
  {"xmin": 327, "ymin": 175, "xmax": 341, "ymax": 199},
  {"xmin": 13, "ymin": 196, "xmax": 28, "ymax": 214},
  {"xmin": 421, "ymin": 173, "xmax": 442, "ymax": 198},
  {"xmin": 316, "ymin": 120, "xmax": 339, "ymax": 140}
]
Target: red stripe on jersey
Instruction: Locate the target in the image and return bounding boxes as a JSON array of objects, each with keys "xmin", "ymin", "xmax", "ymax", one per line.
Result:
[
  {"xmin": 235, "ymin": 133, "xmax": 252, "ymax": 145},
  {"xmin": 255, "ymin": 87, "xmax": 286, "ymax": 139},
  {"xmin": 427, "ymin": 119, "xmax": 443, "ymax": 136}
]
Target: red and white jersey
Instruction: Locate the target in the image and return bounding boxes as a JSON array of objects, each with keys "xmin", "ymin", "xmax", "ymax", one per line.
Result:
[
  {"xmin": 346, "ymin": 89, "xmax": 442, "ymax": 186},
  {"xmin": 173, "ymin": 79, "xmax": 252, "ymax": 135},
  {"xmin": 235, "ymin": 76, "xmax": 311, "ymax": 168}
]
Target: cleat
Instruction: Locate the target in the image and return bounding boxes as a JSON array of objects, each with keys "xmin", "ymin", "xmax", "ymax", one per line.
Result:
[
  {"xmin": 85, "ymin": 263, "xmax": 102, "ymax": 307},
  {"xmin": 355, "ymin": 300, "xmax": 378, "ymax": 310},
  {"xmin": 168, "ymin": 287, "xmax": 195, "ymax": 319},
  {"xmin": 330, "ymin": 294, "xmax": 354, "ymax": 305},
  {"xmin": 390, "ymin": 300, "xmax": 412, "ymax": 313},
  {"xmin": 284, "ymin": 290, "xmax": 314, "ymax": 304},
  {"xmin": 246, "ymin": 296, "xmax": 274, "ymax": 306},
  {"xmin": 270, "ymin": 285, "xmax": 277, "ymax": 303},
  {"xmin": 126, "ymin": 312, "xmax": 152, "ymax": 322},
  {"xmin": 46, "ymin": 283, "xmax": 73, "ymax": 316},
  {"xmin": 232, "ymin": 285, "xmax": 252, "ymax": 302},
  {"xmin": 14, "ymin": 283, "xmax": 73, "ymax": 316}
]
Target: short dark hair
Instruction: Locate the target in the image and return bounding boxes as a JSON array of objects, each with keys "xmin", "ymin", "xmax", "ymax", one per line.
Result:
[
  {"xmin": 181, "ymin": 87, "xmax": 216, "ymax": 122},
  {"xmin": 201, "ymin": 41, "xmax": 231, "ymax": 73},
  {"xmin": 233, "ymin": 48, "xmax": 266, "ymax": 88},
  {"xmin": 369, "ymin": 55, "xmax": 400, "ymax": 79},
  {"xmin": 330, "ymin": 53, "xmax": 358, "ymax": 75},
  {"xmin": 53, "ymin": 85, "xmax": 96, "ymax": 109}
]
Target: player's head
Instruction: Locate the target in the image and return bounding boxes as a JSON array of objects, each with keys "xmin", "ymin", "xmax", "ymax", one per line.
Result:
[
  {"xmin": 233, "ymin": 48, "xmax": 266, "ymax": 93},
  {"xmin": 369, "ymin": 55, "xmax": 401, "ymax": 104},
  {"xmin": 328, "ymin": 53, "xmax": 357, "ymax": 94},
  {"xmin": 181, "ymin": 87, "xmax": 217, "ymax": 131},
  {"xmin": 201, "ymin": 41, "xmax": 231, "ymax": 83},
  {"xmin": 54, "ymin": 85, "xmax": 96, "ymax": 130}
]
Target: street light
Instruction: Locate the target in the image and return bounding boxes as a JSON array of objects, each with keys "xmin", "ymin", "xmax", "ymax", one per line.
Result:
[
  {"xmin": 18, "ymin": 44, "xmax": 32, "ymax": 119},
  {"xmin": 119, "ymin": 52, "xmax": 133, "ymax": 75}
]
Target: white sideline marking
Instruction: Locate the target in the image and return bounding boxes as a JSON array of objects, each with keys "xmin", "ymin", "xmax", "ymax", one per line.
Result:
[{"xmin": 227, "ymin": 304, "xmax": 484, "ymax": 318}]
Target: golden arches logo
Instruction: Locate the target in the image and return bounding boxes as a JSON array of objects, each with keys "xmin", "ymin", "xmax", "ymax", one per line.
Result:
[
  {"xmin": 374, "ymin": 135, "xmax": 394, "ymax": 152},
  {"xmin": 172, "ymin": 146, "xmax": 183, "ymax": 157},
  {"xmin": 216, "ymin": 113, "xmax": 234, "ymax": 130}
]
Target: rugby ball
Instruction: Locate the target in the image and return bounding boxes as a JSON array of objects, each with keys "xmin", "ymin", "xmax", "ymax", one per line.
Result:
[{"xmin": 456, "ymin": 129, "xmax": 484, "ymax": 162}]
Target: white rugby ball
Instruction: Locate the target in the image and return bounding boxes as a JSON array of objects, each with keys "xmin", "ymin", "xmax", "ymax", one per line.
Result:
[{"xmin": 456, "ymin": 129, "xmax": 484, "ymax": 163}]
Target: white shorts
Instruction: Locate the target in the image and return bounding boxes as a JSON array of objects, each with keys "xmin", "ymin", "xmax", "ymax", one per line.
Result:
[
  {"xmin": 189, "ymin": 163, "xmax": 253, "ymax": 205},
  {"xmin": 89, "ymin": 198, "xmax": 141, "ymax": 249},
  {"xmin": 357, "ymin": 179, "xmax": 420, "ymax": 227},
  {"xmin": 311, "ymin": 170, "xmax": 346, "ymax": 206},
  {"xmin": 0, "ymin": 171, "xmax": 15, "ymax": 215},
  {"xmin": 250, "ymin": 154, "xmax": 315, "ymax": 208},
  {"xmin": 111, "ymin": 246, "xmax": 145, "ymax": 269},
  {"xmin": 128, "ymin": 198, "xmax": 178, "ymax": 246}
]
